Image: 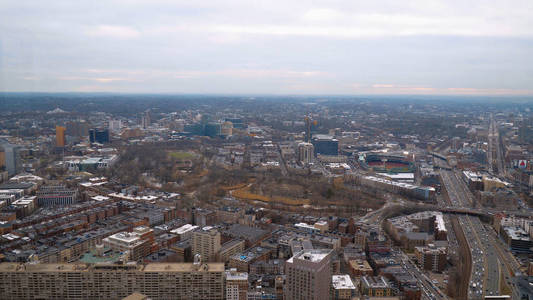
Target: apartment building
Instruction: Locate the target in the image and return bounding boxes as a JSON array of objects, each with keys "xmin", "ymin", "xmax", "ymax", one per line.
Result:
[
  {"xmin": 284, "ymin": 249, "xmax": 333, "ymax": 300},
  {"xmin": 192, "ymin": 226, "xmax": 221, "ymax": 262},
  {"xmin": 0, "ymin": 262, "xmax": 224, "ymax": 299}
]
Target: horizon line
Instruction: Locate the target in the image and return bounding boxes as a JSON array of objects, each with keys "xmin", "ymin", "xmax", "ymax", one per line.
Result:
[{"xmin": 2, "ymin": 91, "xmax": 533, "ymax": 98}]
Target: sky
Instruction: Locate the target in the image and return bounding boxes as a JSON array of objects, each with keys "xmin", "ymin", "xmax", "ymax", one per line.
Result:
[{"xmin": 1, "ymin": 0, "xmax": 533, "ymax": 95}]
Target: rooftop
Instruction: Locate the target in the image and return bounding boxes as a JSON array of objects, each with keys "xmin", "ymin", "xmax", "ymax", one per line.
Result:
[
  {"xmin": 332, "ymin": 274, "xmax": 356, "ymax": 290},
  {"xmin": 288, "ymin": 249, "xmax": 332, "ymax": 263},
  {"xmin": 0, "ymin": 262, "xmax": 224, "ymax": 273},
  {"xmin": 225, "ymin": 270, "xmax": 249, "ymax": 281},
  {"xmin": 171, "ymin": 224, "xmax": 198, "ymax": 235}
]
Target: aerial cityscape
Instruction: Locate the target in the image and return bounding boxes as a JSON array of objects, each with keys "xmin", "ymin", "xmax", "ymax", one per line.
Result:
[
  {"xmin": 0, "ymin": 95, "xmax": 532, "ymax": 299},
  {"xmin": 1, "ymin": 0, "xmax": 533, "ymax": 300}
]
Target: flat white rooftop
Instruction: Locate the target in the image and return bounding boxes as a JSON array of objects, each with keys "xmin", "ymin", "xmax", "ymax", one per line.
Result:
[
  {"xmin": 171, "ymin": 224, "xmax": 199, "ymax": 235},
  {"xmin": 225, "ymin": 271, "xmax": 248, "ymax": 281},
  {"xmin": 288, "ymin": 249, "xmax": 331, "ymax": 263},
  {"xmin": 332, "ymin": 274, "xmax": 356, "ymax": 290}
]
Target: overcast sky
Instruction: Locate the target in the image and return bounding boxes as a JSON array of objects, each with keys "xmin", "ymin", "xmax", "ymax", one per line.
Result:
[{"xmin": 1, "ymin": 0, "xmax": 533, "ymax": 95}]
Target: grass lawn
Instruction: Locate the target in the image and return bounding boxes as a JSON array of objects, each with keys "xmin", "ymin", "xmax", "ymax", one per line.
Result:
[{"xmin": 169, "ymin": 151, "xmax": 195, "ymax": 160}]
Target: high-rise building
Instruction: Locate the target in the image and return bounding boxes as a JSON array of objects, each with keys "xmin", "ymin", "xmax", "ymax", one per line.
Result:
[
  {"xmin": 66, "ymin": 120, "xmax": 90, "ymax": 137},
  {"xmin": 89, "ymin": 129, "xmax": 110, "ymax": 144},
  {"xmin": 109, "ymin": 120, "xmax": 122, "ymax": 133},
  {"xmin": 0, "ymin": 149, "xmax": 5, "ymax": 171},
  {"xmin": 56, "ymin": 125, "xmax": 66, "ymax": 147},
  {"xmin": 192, "ymin": 226, "xmax": 221, "ymax": 262},
  {"xmin": 141, "ymin": 111, "xmax": 151, "ymax": 129},
  {"xmin": 298, "ymin": 142, "xmax": 314, "ymax": 165},
  {"xmin": 284, "ymin": 249, "xmax": 333, "ymax": 300},
  {"xmin": 0, "ymin": 142, "xmax": 21, "ymax": 176},
  {"xmin": 312, "ymin": 134, "xmax": 339, "ymax": 156},
  {"xmin": 205, "ymin": 122, "xmax": 221, "ymax": 138},
  {"xmin": 221, "ymin": 121, "xmax": 233, "ymax": 137},
  {"xmin": 0, "ymin": 262, "xmax": 225, "ymax": 299},
  {"xmin": 225, "ymin": 118, "xmax": 245, "ymax": 129}
]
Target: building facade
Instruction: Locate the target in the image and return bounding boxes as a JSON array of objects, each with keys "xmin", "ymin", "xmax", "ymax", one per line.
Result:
[
  {"xmin": 36, "ymin": 185, "xmax": 79, "ymax": 207},
  {"xmin": 298, "ymin": 142, "xmax": 314, "ymax": 165},
  {"xmin": 284, "ymin": 249, "xmax": 332, "ymax": 300},
  {"xmin": 56, "ymin": 125, "xmax": 66, "ymax": 147},
  {"xmin": 192, "ymin": 226, "xmax": 221, "ymax": 262},
  {"xmin": 0, "ymin": 262, "xmax": 224, "ymax": 300}
]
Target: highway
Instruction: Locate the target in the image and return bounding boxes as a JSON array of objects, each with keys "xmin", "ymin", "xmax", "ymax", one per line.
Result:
[
  {"xmin": 440, "ymin": 170, "xmax": 501, "ymax": 298},
  {"xmin": 397, "ymin": 250, "xmax": 448, "ymax": 300}
]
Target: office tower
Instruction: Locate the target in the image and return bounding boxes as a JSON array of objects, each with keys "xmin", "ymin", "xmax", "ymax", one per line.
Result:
[
  {"xmin": 192, "ymin": 226, "xmax": 221, "ymax": 262},
  {"xmin": 225, "ymin": 118, "xmax": 245, "ymax": 129},
  {"xmin": 109, "ymin": 120, "xmax": 122, "ymax": 133},
  {"xmin": 311, "ymin": 134, "xmax": 339, "ymax": 156},
  {"xmin": 205, "ymin": 122, "xmax": 221, "ymax": 138},
  {"xmin": 89, "ymin": 128, "xmax": 110, "ymax": 144},
  {"xmin": 298, "ymin": 142, "xmax": 314, "ymax": 165},
  {"xmin": 284, "ymin": 249, "xmax": 333, "ymax": 300},
  {"xmin": 221, "ymin": 121, "xmax": 233, "ymax": 137},
  {"xmin": 225, "ymin": 270, "xmax": 249, "ymax": 300},
  {"xmin": 0, "ymin": 149, "xmax": 5, "ymax": 171},
  {"xmin": 0, "ymin": 142, "xmax": 21, "ymax": 176},
  {"xmin": 141, "ymin": 111, "xmax": 151, "ymax": 129},
  {"xmin": 66, "ymin": 120, "xmax": 90, "ymax": 137},
  {"xmin": 0, "ymin": 262, "xmax": 224, "ymax": 299},
  {"xmin": 56, "ymin": 125, "xmax": 66, "ymax": 147}
]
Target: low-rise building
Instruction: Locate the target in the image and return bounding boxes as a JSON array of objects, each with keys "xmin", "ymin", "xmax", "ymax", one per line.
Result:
[
  {"xmin": 360, "ymin": 275, "xmax": 394, "ymax": 297},
  {"xmin": 349, "ymin": 259, "xmax": 373, "ymax": 277},
  {"xmin": 102, "ymin": 227, "xmax": 153, "ymax": 261},
  {"xmin": 331, "ymin": 274, "xmax": 357, "ymax": 300}
]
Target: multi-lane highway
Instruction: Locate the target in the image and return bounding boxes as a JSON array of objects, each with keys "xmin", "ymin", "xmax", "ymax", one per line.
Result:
[
  {"xmin": 397, "ymin": 250, "xmax": 448, "ymax": 300},
  {"xmin": 440, "ymin": 170, "xmax": 501, "ymax": 298}
]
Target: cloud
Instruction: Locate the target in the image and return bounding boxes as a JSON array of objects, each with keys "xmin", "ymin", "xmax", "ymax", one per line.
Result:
[
  {"xmin": 86, "ymin": 25, "xmax": 140, "ymax": 39},
  {"xmin": 1, "ymin": 0, "xmax": 533, "ymax": 94},
  {"xmin": 366, "ymin": 84, "xmax": 533, "ymax": 95},
  {"xmin": 59, "ymin": 76, "xmax": 130, "ymax": 83},
  {"xmin": 302, "ymin": 8, "xmax": 344, "ymax": 22}
]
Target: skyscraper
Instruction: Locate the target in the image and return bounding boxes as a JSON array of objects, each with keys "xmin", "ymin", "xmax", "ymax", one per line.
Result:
[
  {"xmin": 141, "ymin": 111, "xmax": 151, "ymax": 129},
  {"xmin": 56, "ymin": 125, "xmax": 66, "ymax": 147},
  {"xmin": 0, "ymin": 142, "xmax": 21, "ymax": 176},
  {"xmin": 312, "ymin": 134, "xmax": 339, "ymax": 156},
  {"xmin": 89, "ymin": 129, "xmax": 110, "ymax": 144},
  {"xmin": 109, "ymin": 120, "xmax": 122, "ymax": 133},
  {"xmin": 284, "ymin": 249, "xmax": 333, "ymax": 300},
  {"xmin": 66, "ymin": 120, "xmax": 90, "ymax": 137},
  {"xmin": 298, "ymin": 142, "xmax": 314, "ymax": 165}
]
